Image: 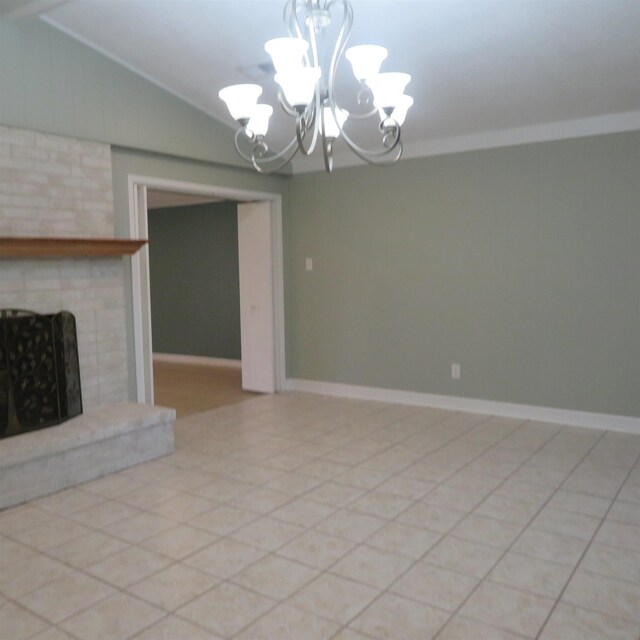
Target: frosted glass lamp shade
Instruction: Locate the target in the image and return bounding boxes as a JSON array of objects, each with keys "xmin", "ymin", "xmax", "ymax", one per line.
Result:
[
  {"xmin": 345, "ymin": 45, "xmax": 388, "ymax": 82},
  {"xmin": 265, "ymin": 37, "xmax": 309, "ymax": 72},
  {"xmin": 275, "ymin": 67, "xmax": 321, "ymax": 108},
  {"xmin": 218, "ymin": 84, "xmax": 262, "ymax": 121},
  {"xmin": 387, "ymin": 94, "xmax": 413, "ymax": 126},
  {"xmin": 322, "ymin": 106, "xmax": 348, "ymax": 138},
  {"xmin": 247, "ymin": 104, "xmax": 273, "ymax": 137},
  {"xmin": 368, "ymin": 72, "xmax": 411, "ymax": 111}
]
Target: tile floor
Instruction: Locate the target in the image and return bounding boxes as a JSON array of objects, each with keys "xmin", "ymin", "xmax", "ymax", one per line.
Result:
[{"xmin": 1, "ymin": 392, "xmax": 640, "ymax": 639}]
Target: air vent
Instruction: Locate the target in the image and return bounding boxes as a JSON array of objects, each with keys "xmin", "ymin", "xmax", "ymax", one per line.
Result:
[{"xmin": 238, "ymin": 61, "xmax": 276, "ymax": 80}]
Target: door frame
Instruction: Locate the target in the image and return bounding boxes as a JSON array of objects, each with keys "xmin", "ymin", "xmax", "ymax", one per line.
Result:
[{"xmin": 128, "ymin": 174, "xmax": 285, "ymax": 404}]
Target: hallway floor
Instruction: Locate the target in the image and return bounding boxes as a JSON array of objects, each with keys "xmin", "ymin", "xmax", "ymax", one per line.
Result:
[
  {"xmin": 1, "ymin": 392, "xmax": 640, "ymax": 639},
  {"xmin": 153, "ymin": 359, "xmax": 257, "ymax": 418}
]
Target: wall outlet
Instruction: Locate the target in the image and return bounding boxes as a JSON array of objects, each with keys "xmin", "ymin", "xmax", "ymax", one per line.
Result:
[
  {"xmin": 451, "ymin": 363, "xmax": 461, "ymax": 379},
  {"xmin": 305, "ymin": 257, "xmax": 313, "ymax": 271}
]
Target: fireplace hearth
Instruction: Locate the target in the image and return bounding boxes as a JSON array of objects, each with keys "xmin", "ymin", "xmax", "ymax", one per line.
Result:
[{"xmin": 0, "ymin": 309, "xmax": 82, "ymax": 439}]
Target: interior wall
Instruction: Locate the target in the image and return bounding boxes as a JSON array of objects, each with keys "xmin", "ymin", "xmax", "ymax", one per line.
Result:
[
  {"xmin": 287, "ymin": 132, "xmax": 640, "ymax": 418},
  {"xmin": 148, "ymin": 201, "xmax": 241, "ymax": 360}
]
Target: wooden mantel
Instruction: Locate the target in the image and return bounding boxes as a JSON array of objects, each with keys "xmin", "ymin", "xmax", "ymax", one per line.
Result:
[{"xmin": 0, "ymin": 237, "xmax": 147, "ymax": 259}]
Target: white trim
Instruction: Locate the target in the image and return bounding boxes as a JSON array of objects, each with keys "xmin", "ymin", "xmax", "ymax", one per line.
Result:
[
  {"xmin": 292, "ymin": 110, "xmax": 640, "ymax": 174},
  {"xmin": 153, "ymin": 353, "xmax": 241, "ymax": 369},
  {"xmin": 284, "ymin": 378, "xmax": 640, "ymax": 435},
  {"xmin": 128, "ymin": 175, "xmax": 285, "ymax": 404}
]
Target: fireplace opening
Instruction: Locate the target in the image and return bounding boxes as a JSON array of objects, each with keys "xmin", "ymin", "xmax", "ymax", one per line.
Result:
[{"xmin": 0, "ymin": 309, "xmax": 82, "ymax": 440}]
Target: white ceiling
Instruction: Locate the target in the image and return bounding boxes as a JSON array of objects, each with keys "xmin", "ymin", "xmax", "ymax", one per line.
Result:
[{"xmin": 16, "ymin": 0, "xmax": 640, "ymax": 171}]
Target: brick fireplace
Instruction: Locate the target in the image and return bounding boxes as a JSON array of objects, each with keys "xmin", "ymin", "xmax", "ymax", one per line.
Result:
[{"xmin": 0, "ymin": 125, "xmax": 174, "ymax": 508}]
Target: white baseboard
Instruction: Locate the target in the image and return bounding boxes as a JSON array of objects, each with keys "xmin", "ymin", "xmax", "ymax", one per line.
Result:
[
  {"xmin": 153, "ymin": 353, "xmax": 242, "ymax": 369},
  {"xmin": 284, "ymin": 378, "xmax": 640, "ymax": 435}
]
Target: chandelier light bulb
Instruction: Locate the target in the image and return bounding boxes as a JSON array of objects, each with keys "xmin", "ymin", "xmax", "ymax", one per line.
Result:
[
  {"xmin": 345, "ymin": 45, "xmax": 388, "ymax": 82},
  {"xmin": 247, "ymin": 104, "xmax": 274, "ymax": 137},
  {"xmin": 218, "ymin": 84, "xmax": 262, "ymax": 122},
  {"xmin": 368, "ymin": 72, "xmax": 412, "ymax": 111},
  {"xmin": 265, "ymin": 37, "xmax": 309, "ymax": 72},
  {"xmin": 275, "ymin": 67, "xmax": 321, "ymax": 108},
  {"xmin": 322, "ymin": 106, "xmax": 348, "ymax": 139},
  {"xmin": 382, "ymin": 94, "xmax": 414, "ymax": 126}
]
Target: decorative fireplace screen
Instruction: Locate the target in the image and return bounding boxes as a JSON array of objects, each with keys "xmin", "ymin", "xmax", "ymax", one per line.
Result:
[{"xmin": 0, "ymin": 309, "xmax": 82, "ymax": 440}]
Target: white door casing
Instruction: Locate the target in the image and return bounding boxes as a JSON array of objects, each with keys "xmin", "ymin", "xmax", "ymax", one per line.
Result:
[{"xmin": 128, "ymin": 176, "xmax": 285, "ymax": 404}]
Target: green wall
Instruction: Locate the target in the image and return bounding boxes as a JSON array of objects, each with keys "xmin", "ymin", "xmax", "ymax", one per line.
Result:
[
  {"xmin": 148, "ymin": 202, "xmax": 241, "ymax": 360},
  {"xmin": 0, "ymin": 18, "xmax": 247, "ymax": 168},
  {"xmin": 287, "ymin": 133, "xmax": 640, "ymax": 417}
]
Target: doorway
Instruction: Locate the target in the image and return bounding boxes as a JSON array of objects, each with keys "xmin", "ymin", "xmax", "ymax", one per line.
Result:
[{"xmin": 128, "ymin": 176, "xmax": 285, "ymax": 407}]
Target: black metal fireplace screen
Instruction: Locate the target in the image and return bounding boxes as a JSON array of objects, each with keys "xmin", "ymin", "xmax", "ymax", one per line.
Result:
[{"xmin": 0, "ymin": 309, "xmax": 82, "ymax": 440}]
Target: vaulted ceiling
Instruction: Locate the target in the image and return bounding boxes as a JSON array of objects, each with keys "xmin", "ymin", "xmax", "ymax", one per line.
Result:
[{"xmin": 6, "ymin": 0, "xmax": 640, "ymax": 171}]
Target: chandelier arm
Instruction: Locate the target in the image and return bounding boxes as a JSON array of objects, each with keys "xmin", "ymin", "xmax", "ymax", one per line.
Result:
[
  {"xmin": 234, "ymin": 128, "xmax": 301, "ymax": 170},
  {"xmin": 277, "ymin": 89, "xmax": 300, "ymax": 118}
]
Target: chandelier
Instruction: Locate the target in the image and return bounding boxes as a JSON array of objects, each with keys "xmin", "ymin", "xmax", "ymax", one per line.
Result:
[{"xmin": 218, "ymin": 0, "xmax": 413, "ymax": 174}]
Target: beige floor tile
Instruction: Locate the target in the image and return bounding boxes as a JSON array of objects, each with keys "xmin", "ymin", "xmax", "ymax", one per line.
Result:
[
  {"xmin": 304, "ymin": 482, "xmax": 366, "ymax": 507},
  {"xmin": 376, "ymin": 476, "xmax": 436, "ymax": 500},
  {"xmin": 87, "ymin": 546, "xmax": 171, "ymax": 588},
  {"xmin": 231, "ymin": 487, "xmax": 293, "ymax": 514},
  {"xmin": 192, "ymin": 477, "xmax": 253, "ymax": 502},
  {"xmin": 608, "ymin": 500, "xmax": 640, "ymax": 527},
  {"xmin": 103, "ymin": 511, "xmax": 176, "ymax": 543},
  {"xmin": 0, "ymin": 601, "xmax": 49, "ymax": 640},
  {"xmin": 235, "ymin": 603, "xmax": 340, "ymax": 640},
  {"xmin": 277, "ymin": 529, "xmax": 357, "ymax": 569},
  {"xmin": 17, "ymin": 517, "xmax": 91, "ymax": 551},
  {"xmin": 184, "ymin": 537, "xmax": 266, "ymax": 578},
  {"xmin": 271, "ymin": 498, "xmax": 335, "ymax": 527},
  {"xmin": 366, "ymin": 521, "xmax": 441, "ymax": 559},
  {"xmin": 334, "ymin": 467, "xmax": 391, "ymax": 490},
  {"xmin": 292, "ymin": 573, "xmax": 379, "ymax": 624},
  {"xmin": 31, "ymin": 628, "xmax": 77, "ymax": 640},
  {"xmin": 594, "ymin": 520, "xmax": 640, "ymax": 552},
  {"xmin": 539, "ymin": 602, "xmax": 640, "ymax": 639},
  {"xmin": 264, "ymin": 472, "xmax": 324, "ymax": 496},
  {"xmin": 438, "ymin": 615, "xmax": 527, "ymax": 639},
  {"xmin": 474, "ymin": 494, "xmax": 541, "ymax": 525},
  {"xmin": 460, "ymin": 580, "xmax": 555, "ymax": 637},
  {"xmin": 331, "ymin": 544, "xmax": 413, "ymax": 589},
  {"xmin": 176, "ymin": 582, "xmax": 276, "ymax": 638},
  {"xmin": 512, "ymin": 528, "xmax": 589, "ymax": 566},
  {"xmin": 149, "ymin": 494, "xmax": 218, "ymax": 522},
  {"xmin": 0, "ymin": 504, "xmax": 54, "ymax": 536},
  {"xmin": 71, "ymin": 500, "xmax": 141, "ymax": 528},
  {"xmin": 17, "ymin": 572, "xmax": 115, "ymax": 623},
  {"xmin": 188, "ymin": 504, "xmax": 258, "ymax": 536},
  {"xmin": 115, "ymin": 484, "xmax": 181, "ymax": 509},
  {"xmin": 349, "ymin": 592, "xmax": 449, "ymax": 640},
  {"xmin": 532, "ymin": 505, "xmax": 602, "ymax": 541},
  {"xmin": 0, "ymin": 536, "xmax": 34, "ymax": 569},
  {"xmin": 424, "ymin": 484, "xmax": 492, "ymax": 512},
  {"xmin": 349, "ymin": 490, "xmax": 413, "ymax": 519},
  {"xmin": 61, "ymin": 592, "xmax": 164, "ymax": 640},
  {"xmin": 618, "ymin": 481, "xmax": 640, "ymax": 504},
  {"xmin": 492, "ymin": 479, "xmax": 556, "ymax": 506},
  {"xmin": 316, "ymin": 509, "xmax": 386, "ymax": 543},
  {"xmin": 133, "ymin": 615, "xmax": 222, "ymax": 639},
  {"xmin": 331, "ymin": 630, "xmax": 376, "ymax": 640},
  {"xmin": 489, "ymin": 551, "xmax": 574, "ymax": 598},
  {"xmin": 0, "ymin": 555, "xmax": 72, "ymax": 598},
  {"xmin": 391, "ymin": 561, "xmax": 478, "ymax": 611},
  {"xmin": 233, "ymin": 555, "xmax": 319, "ymax": 599},
  {"xmin": 232, "ymin": 516, "xmax": 305, "ymax": 551},
  {"xmin": 139, "ymin": 524, "xmax": 218, "ymax": 560},
  {"xmin": 33, "ymin": 487, "xmax": 104, "ymax": 515},
  {"xmin": 563, "ymin": 569, "xmax": 640, "ymax": 623},
  {"xmin": 425, "ymin": 536, "xmax": 502, "ymax": 578},
  {"xmin": 47, "ymin": 530, "xmax": 129, "ymax": 568},
  {"xmin": 397, "ymin": 503, "xmax": 467, "ymax": 533},
  {"xmin": 127, "ymin": 563, "xmax": 219, "ymax": 611},
  {"xmin": 580, "ymin": 542, "xmax": 640, "ymax": 584},
  {"xmin": 81, "ymin": 473, "xmax": 142, "ymax": 498},
  {"xmin": 547, "ymin": 489, "xmax": 612, "ymax": 517},
  {"xmin": 451, "ymin": 514, "xmax": 523, "ymax": 550}
]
